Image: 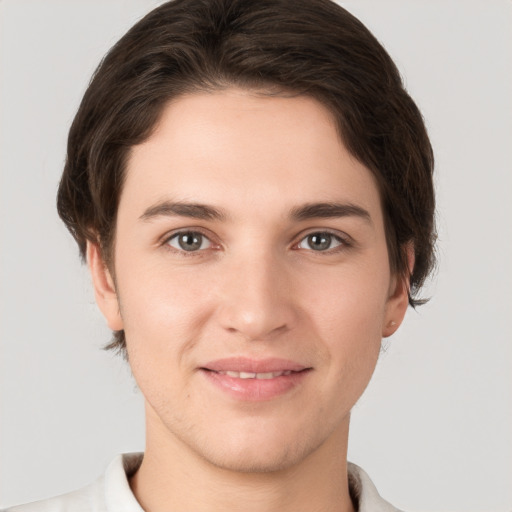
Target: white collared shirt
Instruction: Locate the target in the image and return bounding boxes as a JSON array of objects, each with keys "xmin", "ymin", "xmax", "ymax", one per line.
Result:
[{"xmin": 4, "ymin": 453, "xmax": 402, "ymax": 512}]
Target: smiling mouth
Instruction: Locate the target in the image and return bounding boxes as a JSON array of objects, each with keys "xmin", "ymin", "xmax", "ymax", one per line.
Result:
[
  {"xmin": 203, "ymin": 369, "xmax": 304, "ymax": 379},
  {"xmin": 200, "ymin": 365, "xmax": 312, "ymax": 401},
  {"xmin": 201, "ymin": 357, "xmax": 310, "ymax": 374}
]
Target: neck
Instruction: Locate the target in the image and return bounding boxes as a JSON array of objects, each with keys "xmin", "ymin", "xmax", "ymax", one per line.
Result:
[{"xmin": 130, "ymin": 410, "xmax": 355, "ymax": 512}]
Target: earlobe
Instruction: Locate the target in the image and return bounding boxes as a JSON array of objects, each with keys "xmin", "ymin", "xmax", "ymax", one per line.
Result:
[
  {"xmin": 382, "ymin": 283, "xmax": 407, "ymax": 338},
  {"xmin": 86, "ymin": 241, "xmax": 124, "ymax": 331},
  {"xmin": 382, "ymin": 243, "xmax": 415, "ymax": 338}
]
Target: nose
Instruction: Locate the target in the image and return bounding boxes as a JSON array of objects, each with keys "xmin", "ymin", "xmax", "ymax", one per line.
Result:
[{"xmin": 215, "ymin": 251, "xmax": 298, "ymax": 341}]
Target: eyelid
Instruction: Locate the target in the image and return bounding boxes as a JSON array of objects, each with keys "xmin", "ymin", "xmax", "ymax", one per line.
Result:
[
  {"xmin": 167, "ymin": 232, "xmax": 212, "ymax": 251},
  {"xmin": 161, "ymin": 227, "xmax": 220, "ymax": 253},
  {"xmin": 293, "ymin": 229, "xmax": 353, "ymax": 252}
]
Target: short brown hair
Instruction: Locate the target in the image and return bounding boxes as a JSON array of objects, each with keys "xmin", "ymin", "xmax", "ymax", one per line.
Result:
[{"xmin": 57, "ymin": 0, "xmax": 436, "ymax": 354}]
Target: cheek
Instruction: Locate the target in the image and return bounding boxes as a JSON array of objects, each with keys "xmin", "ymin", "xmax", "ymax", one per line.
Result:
[
  {"xmin": 115, "ymin": 255, "xmax": 214, "ymax": 360},
  {"xmin": 298, "ymin": 259, "xmax": 390, "ymax": 335},
  {"xmin": 115, "ymin": 261, "xmax": 215, "ymax": 413},
  {"xmin": 297, "ymin": 260, "xmax": 389, "ymax": 382}
]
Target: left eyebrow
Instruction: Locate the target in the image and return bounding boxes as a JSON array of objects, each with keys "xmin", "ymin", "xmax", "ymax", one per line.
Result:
[{"xmin": 289, "ymin": 202, "xmax": 372, "ymax": 224}]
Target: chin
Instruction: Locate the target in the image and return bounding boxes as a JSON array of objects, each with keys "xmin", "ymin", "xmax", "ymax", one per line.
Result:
[
  {"xmin": 200, "ymin": 441, "xmax": 309, "ymax": 474},
  {"xmin": 190, "ymin": 420, "xmax": 329, "ymax": 474}
]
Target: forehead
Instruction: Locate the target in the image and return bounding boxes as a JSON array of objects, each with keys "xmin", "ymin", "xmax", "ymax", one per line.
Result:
[{"xmin": 121, "ymin": 89, "xmax": 382, "ymax": 222}]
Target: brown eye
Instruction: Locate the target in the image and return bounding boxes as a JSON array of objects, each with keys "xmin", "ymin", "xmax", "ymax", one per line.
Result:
[
  {"xmin": 167, "ymin": 231, "xmax": 211, "ymax": 252},
  {"xmin": 298, "ymin": 232, "xmax": 343, "ymax": 252}
]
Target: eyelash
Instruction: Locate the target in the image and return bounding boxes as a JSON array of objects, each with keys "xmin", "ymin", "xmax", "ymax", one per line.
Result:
[
  {"xmin": 162, "ymin": 229, "xmax": 352, "ymax": 257},
  {"xmin": 163, "ymin": 229, "xmax": 215, "ymax": 257}
]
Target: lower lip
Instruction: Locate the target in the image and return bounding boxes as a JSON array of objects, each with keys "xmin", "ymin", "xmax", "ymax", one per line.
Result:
[{"xmin": 200, "ymin": 369, "xmax": 311, "ymax": 401}]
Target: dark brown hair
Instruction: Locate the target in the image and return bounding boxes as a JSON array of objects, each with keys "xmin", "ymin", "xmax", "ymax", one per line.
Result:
[{"xmin": 57, "ymin": 0, "xmax": 436, "ymax": 355}]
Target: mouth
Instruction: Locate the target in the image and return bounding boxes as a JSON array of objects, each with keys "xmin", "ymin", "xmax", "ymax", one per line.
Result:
[
  {"xmin": 199, "ymin": 358, "xmax": 312, "ymax": 401},
  {"xmin": 210, "ymin": 369, "xmax": 298, "ymax": 379}
]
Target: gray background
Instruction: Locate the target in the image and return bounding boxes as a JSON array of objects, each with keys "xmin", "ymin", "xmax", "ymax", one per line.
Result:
[{"xmin": 1, "ymin": 1, "xmax": 511, "ymax": 510}]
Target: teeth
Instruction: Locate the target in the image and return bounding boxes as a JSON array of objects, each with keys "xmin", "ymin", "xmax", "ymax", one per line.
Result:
[
  {"xmin": 218, "ymin": 370, "xmax": 293, "ymax": 379},
  {"xmin": 255, "ymin": 372, "xmax": 274, "ymax": 379}
]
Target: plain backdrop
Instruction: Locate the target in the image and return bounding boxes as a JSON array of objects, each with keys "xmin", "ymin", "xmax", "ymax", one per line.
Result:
[{"xmin": 1, "ymin": 1, "xmax": 511, "ymax": 511}]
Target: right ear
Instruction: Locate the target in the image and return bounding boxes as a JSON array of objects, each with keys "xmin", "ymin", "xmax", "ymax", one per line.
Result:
[{"xmin": 86, "ymin": 241, "xmax": 124, "ymax": 331}]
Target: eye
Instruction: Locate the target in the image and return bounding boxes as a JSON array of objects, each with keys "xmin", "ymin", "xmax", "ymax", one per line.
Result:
[
  {"xmin": 166, "ymin": 231, "xmax": 212, "ymax": 252},
  {"xmin": 297, "ymin": 232, "xmax": 344, "ymax": 252}
]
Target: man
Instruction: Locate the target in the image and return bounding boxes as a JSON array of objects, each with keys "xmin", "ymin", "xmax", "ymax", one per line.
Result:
[{"xmin": 6, "ymin": 0, "xmax": 435, "ymax": 510}]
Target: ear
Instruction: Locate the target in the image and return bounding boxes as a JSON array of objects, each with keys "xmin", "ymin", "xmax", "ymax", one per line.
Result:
[
  {"xmin": 86, "ymin": 241, "xmax": 124, "ymax": 331},
  {"xmin": 382, "ymin": 243, "xmax": 415, "ymax": 338}
]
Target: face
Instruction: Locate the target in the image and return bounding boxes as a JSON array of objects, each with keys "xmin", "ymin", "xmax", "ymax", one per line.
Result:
[{"xmin": 90, "ymin": 89, "xmax": 409, "ymax": 473}]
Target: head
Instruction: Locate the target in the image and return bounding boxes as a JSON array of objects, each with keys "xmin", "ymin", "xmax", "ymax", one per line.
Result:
[
  {"xmin": 58, "ymin": 0, "xmax": 435, "ymax": 357},
  {"xmin": 58, "ymin": 0, "xmax": 435, "ymax": 472}
]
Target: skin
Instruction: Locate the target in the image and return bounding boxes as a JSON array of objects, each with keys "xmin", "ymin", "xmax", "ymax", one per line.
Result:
[{"xmin": 88, "ymin": 89, "xmax": 411, "ymax": 512}]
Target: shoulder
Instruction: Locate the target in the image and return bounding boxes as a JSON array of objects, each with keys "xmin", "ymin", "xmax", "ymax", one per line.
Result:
[
  {"xmin": 2, "ymin": 480, "xmax": 105, "ymax": 512},
  {"xmin": 348, "ymin": 462, "xmax": 404, "ymax": 512},
  {"xmin": 3, "ymin": 453, "xmax": 144, "ymax": 512}
]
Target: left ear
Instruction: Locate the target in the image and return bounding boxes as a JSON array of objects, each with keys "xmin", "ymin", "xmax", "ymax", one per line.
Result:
[{"xmin": 382, "ymin": 243, "xmax": 415, "ymax": 338}]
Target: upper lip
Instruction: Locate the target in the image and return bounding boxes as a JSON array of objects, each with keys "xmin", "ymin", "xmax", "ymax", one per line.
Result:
[{"xmin": 201, "ymin": 357, "xmax": 309, "ymax": 373}]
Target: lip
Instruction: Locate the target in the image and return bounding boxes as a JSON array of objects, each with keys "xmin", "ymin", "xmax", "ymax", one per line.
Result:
[
  {"xmin": 199, "ymin": 357, "xmax": 312, "ymax": 402},
  {"xmin": 202, "ymin": 357, "xmax": 308, "ymax": 374}
]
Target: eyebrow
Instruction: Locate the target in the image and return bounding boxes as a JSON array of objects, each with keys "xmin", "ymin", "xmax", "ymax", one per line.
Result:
[
  {"xmin": 140, "ymin": 201, "xmax": 227, "ymax": 222},
  {"xmin": 289, "ymin": 202, "xmax": 372, "ymax": 223},
  {"xmin": 139, "ymin": 200, "xmax": 371, "ymax": 224}
]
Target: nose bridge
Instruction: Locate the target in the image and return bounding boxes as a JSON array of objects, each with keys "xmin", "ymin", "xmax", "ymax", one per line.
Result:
[{"xmin": 216, "ymin": 247, "xmax": 295, "ymax": 340}]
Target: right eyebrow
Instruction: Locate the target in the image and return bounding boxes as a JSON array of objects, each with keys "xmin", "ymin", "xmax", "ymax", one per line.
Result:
[{"xmin": 139, "ymin": 200, "xmax": 228, "ymax": 222}]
